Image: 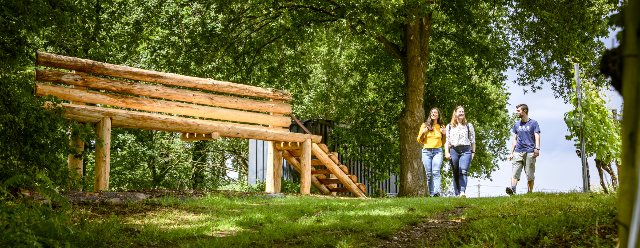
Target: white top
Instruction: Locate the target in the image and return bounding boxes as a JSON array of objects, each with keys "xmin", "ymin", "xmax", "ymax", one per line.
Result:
[{"xmin": 446, "ymin": 123, "xmax": 476, "ymax": 147}]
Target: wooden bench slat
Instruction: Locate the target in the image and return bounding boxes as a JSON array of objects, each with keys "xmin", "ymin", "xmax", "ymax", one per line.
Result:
[
  {"xmin": 36, "ymin": 52, "xmax": 292, "ymax": 101},
  {"xmin": 53, "ymin": 102, "xmax": 322, "ymax": 143},
  {"xmin": 36, "ymin": 83, "xmax": 291, "ymax": 127},
  {"xmin": 35, "ymin": 69, "xmax": 292, "ymax": 115}
]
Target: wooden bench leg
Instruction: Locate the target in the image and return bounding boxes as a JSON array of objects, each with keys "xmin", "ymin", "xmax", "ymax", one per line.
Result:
[
  {"xmin": 68, "ymin": 128, "xmax": 84, "ymax": 176},
  {"xmin": 94, "ymin": 117, "xmax": 111, "ymax": 191},
  {"xmin": 266, "ymin": 141, "xmax": 283, "ymax": 193},
  {"xmin": 300, "ymin": 139, "xmax": 312, "ymax": 195}
]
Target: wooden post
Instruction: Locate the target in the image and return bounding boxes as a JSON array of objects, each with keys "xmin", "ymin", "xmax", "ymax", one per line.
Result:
[
  {"xmin": 300, "ymin": 139, "xmax": 312, "ymax": 195},
  {"xmin": 266, "ymin": 141, "xmax": 283, "ymax": 193},
  {"xmin": 68, "ymin": 71, "xmax": 86, "ymax": 175},
  {"xmin": 94, "ymin": 117, "xmax": 111, "ymax": 191}
]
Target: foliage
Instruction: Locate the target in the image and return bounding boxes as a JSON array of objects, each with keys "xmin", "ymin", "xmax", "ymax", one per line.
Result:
[{"xmin": 564, "ymin": 73, "xmax": 621, "ymax": 164}]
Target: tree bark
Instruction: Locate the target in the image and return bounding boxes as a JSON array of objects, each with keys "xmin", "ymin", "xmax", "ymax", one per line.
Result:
[
  {"xmin": 618, "ymin": 0, "xmax": 640, "ymax": 245},
  {"xmin": 397, "ymin": 14, "xmax": 432, "ymax": 197}
]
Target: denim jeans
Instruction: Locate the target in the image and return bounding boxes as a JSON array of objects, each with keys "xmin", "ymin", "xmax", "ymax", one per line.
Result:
[
  {"xmin": 450, "ymin": 145, "xmax": 472, "ymax": 195},
  {"xmin": 422, "ymin": 148, "xmax": 443, "ymax": 197}
]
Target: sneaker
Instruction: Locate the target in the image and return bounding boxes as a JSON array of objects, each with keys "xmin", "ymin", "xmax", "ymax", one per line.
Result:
[
  {"xmin": 460, "ymin": 192, "xmax": 466, "ymax": 198},
  {"xmin": 433, "ymin": 193, "xmax": 440, "ymax": 197},
  {"xmin": 506, "ymin": 187, "xmax": 515, "ymax": 195}
]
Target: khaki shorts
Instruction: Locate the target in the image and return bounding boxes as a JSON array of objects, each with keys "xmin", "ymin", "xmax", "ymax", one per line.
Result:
[{"xmin": 512, "ymin": 152, "xmax": 536, "ymax": 181}]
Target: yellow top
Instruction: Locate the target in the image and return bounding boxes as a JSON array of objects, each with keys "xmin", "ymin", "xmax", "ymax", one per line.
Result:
[{"xmin": 417, "ymin": 123, "xmax": 444, "ymax": 148}]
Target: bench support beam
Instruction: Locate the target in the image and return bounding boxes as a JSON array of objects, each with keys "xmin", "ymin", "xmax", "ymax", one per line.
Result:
[
  {"xmin": 94, "ymin": 117, "xmax": 111, "ymax": 191},
  {"xmin": 265, "ymin": 141, "xmax": 283, "ymax": 193},
  {"xmin": 300, "ymin": 139, "xmax": 312, "ymax": 195}
]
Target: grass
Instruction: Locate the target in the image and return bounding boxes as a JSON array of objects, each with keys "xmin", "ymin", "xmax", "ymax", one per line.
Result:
[{"xmin": 2, "ymin": 192, "xmax": 618, "ymax": 247}]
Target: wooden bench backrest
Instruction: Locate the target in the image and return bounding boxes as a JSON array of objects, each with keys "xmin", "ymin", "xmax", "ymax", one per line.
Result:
[{"xmin": 34, "ymin": 52, "xmax": 292, "ymax": 130}]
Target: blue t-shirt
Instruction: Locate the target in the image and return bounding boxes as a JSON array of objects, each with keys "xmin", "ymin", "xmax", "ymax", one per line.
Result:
[{"xmin": 512, "ymin": 119, "xmax": 540, "ymax": 153}]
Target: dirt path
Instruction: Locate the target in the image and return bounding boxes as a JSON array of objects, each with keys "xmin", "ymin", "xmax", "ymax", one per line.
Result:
[{"xmin": 373, "ymin": 207, "xmax": 468, "ymax": 248}]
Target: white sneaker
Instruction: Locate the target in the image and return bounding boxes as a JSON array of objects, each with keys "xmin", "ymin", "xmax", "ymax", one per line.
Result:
[{"xmin": 460, "ymin": 191, "xmax": 466, "ymax": 198}]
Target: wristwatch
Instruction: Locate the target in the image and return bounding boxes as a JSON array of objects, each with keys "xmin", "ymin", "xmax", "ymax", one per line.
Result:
[{"xmin": 535, "ymin": 148, "xmax": 540, "ymax": 150}]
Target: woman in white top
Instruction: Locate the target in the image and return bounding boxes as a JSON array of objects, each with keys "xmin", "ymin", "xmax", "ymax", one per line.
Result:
[{"xmin": 444, "ymin": 106, "xmax": 476, "ymax": 198}]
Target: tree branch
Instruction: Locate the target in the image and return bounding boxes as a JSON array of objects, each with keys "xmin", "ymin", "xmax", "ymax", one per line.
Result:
[{"xmin": 376, "ymin": 36, "xmax": 406, "ymax": 64}]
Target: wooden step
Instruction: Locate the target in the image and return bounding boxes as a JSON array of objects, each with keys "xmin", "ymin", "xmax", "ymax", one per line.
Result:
[
  {"xmin": 357, "ymin": 183, "xmax": 366, "ymax": 193},
  {"xmin": 318, "ymin": 143, "xmax": 330, "ymax": 154},
  {"xmin": 315, "ymin": 174, "xmax": 326, "ymax": 179},
  {"xmin": 348, "ymin": 175, "xmax": 357, "ymax": 184},
  {"xmin": 327, "ymin": 186, "xmax": 351, "ymax": 193},
  {"xmin": 312, "ymin": 169, "xmax": 333, "ymax": 175},
  {"xmin": 317, "ymin": 178, "xmax": 341, "ymax": 184},
  {"xmin": 311, "ymin": 159, "xmax": 323, "ymax": 166}
]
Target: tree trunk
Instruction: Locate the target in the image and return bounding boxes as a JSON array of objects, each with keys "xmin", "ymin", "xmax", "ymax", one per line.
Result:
[
  {"xmin": 594, "ymin": 159, "xmax": 609, "ymax": 194},
  {"xmin": 398, "ymin": 14, "xmax": 432, "ymax": 197},
  {"xmin": 618, "ymin": 0, "xmax": 640, "ymax": 245}
]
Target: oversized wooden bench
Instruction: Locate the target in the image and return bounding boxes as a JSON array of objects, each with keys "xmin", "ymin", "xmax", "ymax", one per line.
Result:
[{"xmin": 34, "ymin": 52, "xmax": 366, "ymax": 198}]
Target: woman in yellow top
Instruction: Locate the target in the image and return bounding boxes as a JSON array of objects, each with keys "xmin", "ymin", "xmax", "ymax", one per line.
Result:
[{"xmin": 417, "ymin": 108, "xmax": 447, "ymax": 197}]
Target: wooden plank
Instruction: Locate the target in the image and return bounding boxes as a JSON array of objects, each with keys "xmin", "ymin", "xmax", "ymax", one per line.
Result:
[
  {"xmin": 180, "ymin": 133, "xmax": 219, "ymax": 141},
  {"xmin": 311, "ymin": 159, "xmax": 323, "ymax": 166},
  {"xmin": 329, "ymin": 174, "xmax": 338, "ymax": 196},
  {"xmin": 312, "ymin": 169, "xmax": 333, "ymax": 175},
  {"xmin": 36, "ymin": 69, "xmax": 292, "ymax": 114},
  {"xmin": 36, "ymin": 52, "xmax": 292, "ymax": 101},
  {"xmin": 36, "ymin": 83, "xmax": 291, "ymax": 127},
  {"xmin": 311, "ymin": 143, "xmax": 366, "ymax": 198},
  {"xmin": 328, "ymin": 187, "xmax": 351, "ymax": 193},
  {"xmin": 318, "ymin": 178, "xmax": 342, "ymax": 184},
  {"xmin": 318, "ymin": 144, "xmax": 330, "ymax": 154},
  {"xmin": 300, "ymin": 140, "xmax": 312, "ymax": 195},
  {"xmin": 281, "ymin": 151, "xmax": 330, "ymax": 194},
  {"xmin": 53, "ymin": 103, "xmax": 322, "ymax": 143},
  {"xmin": 94, "ymin": 117, "xmax": 111, "ymax": 191},
  {"xmin": 315, "ymin": 174, "xmax": 326, "ymax": 179},
  {"xmin": 265, "ymin": 141, "xmax": 283, "ymax": 193}
]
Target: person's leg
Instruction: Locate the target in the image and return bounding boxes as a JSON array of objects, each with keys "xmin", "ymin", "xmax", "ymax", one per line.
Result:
[
  {"xmin": 507, "ymin": 152, "xmax": 525, "ymax": 195},
  {"xmin": 432, "ymin": 149, "xmax": 443, "ymax": 196},
  {"xmin": 450, "ymin": 147, "xmax": 461, "ymax": 196},
  {"xmin": 422, "ymin": 149, "xmax": 434, "ymax": 197},
  {"xmin": 525, "ymin": 153, "xmax": 536, "ymax": 192},
  {"xmin": 457, "ymin": 146, "xmax": 472, "ymax": 196}
]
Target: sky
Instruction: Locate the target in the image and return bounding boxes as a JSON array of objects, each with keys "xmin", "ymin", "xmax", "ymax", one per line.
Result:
[{"xmin": 466, "ymin": 30, "xmax": 622, "ymax": 198}]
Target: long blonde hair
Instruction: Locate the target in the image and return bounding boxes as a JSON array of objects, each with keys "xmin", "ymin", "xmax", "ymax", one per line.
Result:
[{"xmin": 450, "ymin": 106, "xmax": 467, "ymax": 127}]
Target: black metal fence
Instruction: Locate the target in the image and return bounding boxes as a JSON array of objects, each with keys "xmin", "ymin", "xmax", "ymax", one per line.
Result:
[{"xmin": 248, "ymin": 118, "xmax": 399, "ymax": 196}]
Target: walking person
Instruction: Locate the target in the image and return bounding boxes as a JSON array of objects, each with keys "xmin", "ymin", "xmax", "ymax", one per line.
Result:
[
  {"xmin": 444, "ymin": 106, "xmax": 476, "ymax": 198},
  {"xmin": 417, "ymin": 108, "xmax": 447, "ymax": 197},
  {"xmin": 506, "ymin": 104, "xmax": 540, "ymax": 195}
]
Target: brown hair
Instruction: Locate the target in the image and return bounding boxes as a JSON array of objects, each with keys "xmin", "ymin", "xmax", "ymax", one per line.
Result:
[
  {"xmin": 424, "ymin": 108, "xmax": 445, "ymax": 131},
  {"xmin": 516, "ymin": 104, "xmax": 529, "ymax": 115},
  {"xmin": 450, "ymin": 106, "xmax": 467, "ymax": 127}
]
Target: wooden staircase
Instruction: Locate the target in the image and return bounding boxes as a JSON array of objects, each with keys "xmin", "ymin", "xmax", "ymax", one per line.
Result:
[{"xmin": 276, "ymin": 142, "xmax": 366, "ymax": 197}]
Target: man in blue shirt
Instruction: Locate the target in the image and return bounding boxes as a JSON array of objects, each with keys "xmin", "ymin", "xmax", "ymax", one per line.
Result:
[{"xmin": 506, "ymin": 104, "xmax": 540, "ymax": 195}]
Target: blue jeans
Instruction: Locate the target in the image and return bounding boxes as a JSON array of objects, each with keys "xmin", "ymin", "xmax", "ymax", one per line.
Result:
[
  {"xmin": 422, "ymin": 148, "xmax": 443, "ymax": 197},
  {"xmin": 450, "ymin": 145, "xmax": 472, "ymax": 195}
]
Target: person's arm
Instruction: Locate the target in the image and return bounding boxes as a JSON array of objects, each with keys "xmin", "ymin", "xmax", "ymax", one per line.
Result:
[
  {"xmin": 440, "ymin": 125, "xmax": 447, "ymax": 146},
  {"xmin": 533, "ymin": 132, "xmax": 540, "ymax": 157},
  {"xmin": 471, "ymin": 142, "xmax": 476, "ymax": 160},
  {"xmin": 509, "ymin": 134, "xmax": 517, "ymax": 161},
  {"xmin": 417, "ymin": 124, "xmax": 426, "ymax": 143},
  {"xmin": 444, "ymin": 125, "xmax": 451, "ymax": 160}
]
